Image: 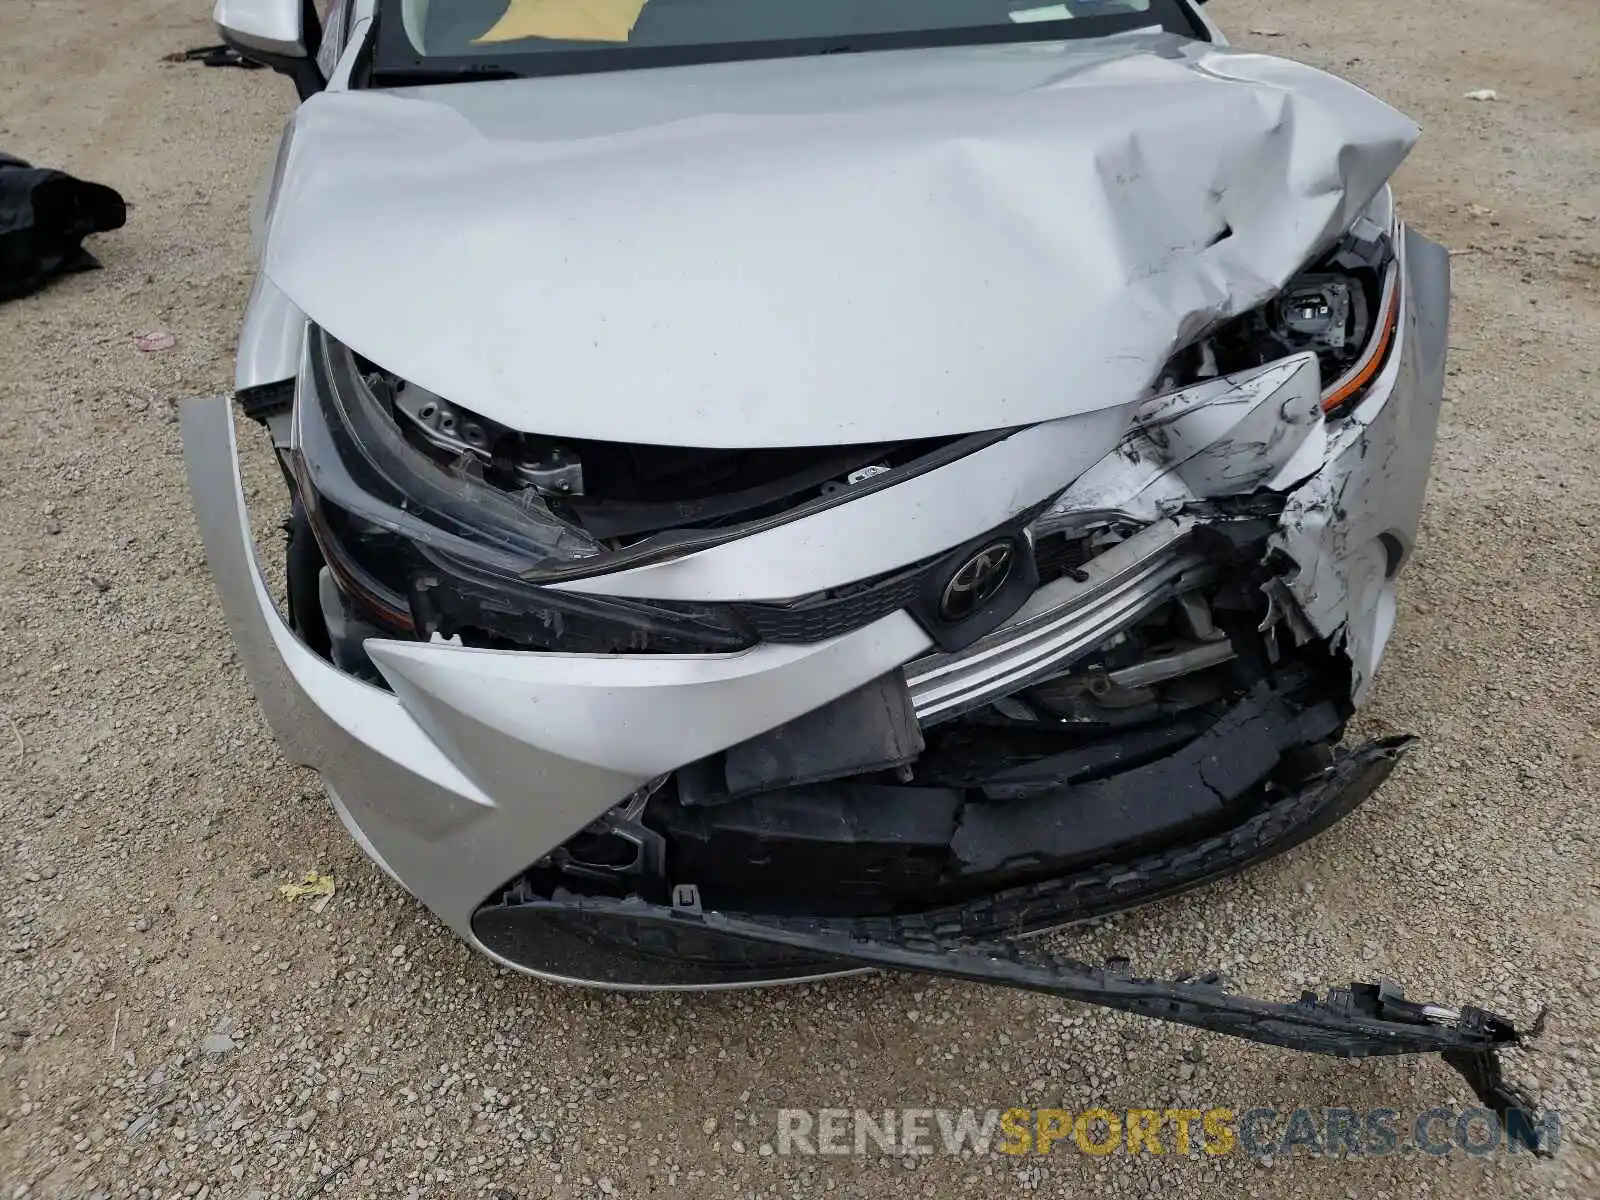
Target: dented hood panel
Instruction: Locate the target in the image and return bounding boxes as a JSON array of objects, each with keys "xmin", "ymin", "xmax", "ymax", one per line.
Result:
[{"xmin": 262, "ymin": 35, "xmax": 1417, "ymax": 447}]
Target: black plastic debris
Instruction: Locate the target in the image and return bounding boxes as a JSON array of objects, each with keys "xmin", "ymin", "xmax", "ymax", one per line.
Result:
[
  {"xmin": 528, "ymin": 887, "xmax": 1551, "ymax": 1153},
  {"xmin": 0, "ymin": 154, "xmax": 126, "ymax": 302},
  {"xmin": 478, "ymin": 735, "xmax": 1551, "ymax": 1154},
  {"xmin": 163, "ymin": 45, "xmax": 265, "ymax": 70}
]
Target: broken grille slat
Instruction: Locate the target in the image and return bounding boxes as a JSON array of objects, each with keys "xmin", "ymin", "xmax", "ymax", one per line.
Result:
[{"xmin": 905, "ymin": 516, "xmax": 1211, "ymax": 721}]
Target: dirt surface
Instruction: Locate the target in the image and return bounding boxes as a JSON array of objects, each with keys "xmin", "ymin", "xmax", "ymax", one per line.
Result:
[{"xmin": 2, "ymin": 0, "xmax": 1598, "ymax": 1197}]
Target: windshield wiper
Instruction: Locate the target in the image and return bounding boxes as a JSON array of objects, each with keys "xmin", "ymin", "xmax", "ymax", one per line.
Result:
[{"xmin": 373, "ymin": 62, "xmax": 521, "ymax": 86}]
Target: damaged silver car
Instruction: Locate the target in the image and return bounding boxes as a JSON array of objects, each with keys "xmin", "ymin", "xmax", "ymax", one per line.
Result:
[{"xmin": 188, "ymin": 0, "xmax": 1544, "ymax": 1137}]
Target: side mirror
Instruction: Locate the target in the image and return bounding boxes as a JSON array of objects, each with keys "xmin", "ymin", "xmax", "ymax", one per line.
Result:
[{"xmin": 214, "ymin": 0, "xmax": 326, "ymax": 99}]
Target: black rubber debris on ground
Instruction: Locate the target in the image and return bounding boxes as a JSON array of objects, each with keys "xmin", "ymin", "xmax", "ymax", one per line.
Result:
[
  {"xmin": 0, "ymin": 155, "xmax": 126, "ymax": 302},
  {"xmin": 163, "ymin": 45, "xmax": 265, "ymax": 69}
]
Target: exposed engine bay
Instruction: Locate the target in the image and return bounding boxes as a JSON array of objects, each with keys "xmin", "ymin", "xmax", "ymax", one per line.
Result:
[
  {"xmin": 388, "ymin": 371, "xmax": 927, "ymax": 527},
  {"xmin": 284, "ymin": 317, "xmax": 1370, "ymax": 944},
  {"xmin": 285, "ymin": 204, "xmax": 1399, "ymax": 672},
  {"xmin": 503, "ymin": 528, "xmax": 1349, "ymax": 921}
]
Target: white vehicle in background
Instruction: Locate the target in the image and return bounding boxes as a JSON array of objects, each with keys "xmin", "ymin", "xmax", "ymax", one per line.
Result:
[{"xmin": 183, "ymin": 0, "xmax": 1544, "ymax": 1142}]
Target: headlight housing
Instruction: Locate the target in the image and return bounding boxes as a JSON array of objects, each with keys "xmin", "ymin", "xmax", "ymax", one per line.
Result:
[
  {"xmin": 1157, "ymin": 207, "xmax": 1401, "ymax": 417},
  {"xmin": 1027, "ymin": 201, "xmax": 1402, "ymax": 545},
  {"xmin": 293, "ymin": 327, "xmax": 603, "ymax": 579},
  {"xmin": 288, "ymin": 328, "xmax": 976, "ymax": 654},
  {"xmin": 289, "ymin": 329, "xmax": 756, "ymax": 652}
]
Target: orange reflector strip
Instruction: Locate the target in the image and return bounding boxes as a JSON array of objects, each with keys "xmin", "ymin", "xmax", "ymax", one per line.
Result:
[{"xmin": 1321, "ymin": 266, "xmax": 1401, "ymax": 413}]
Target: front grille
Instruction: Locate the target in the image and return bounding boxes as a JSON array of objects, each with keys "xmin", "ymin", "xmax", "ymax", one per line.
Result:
[
  {"xmin": 706, "ymin": 525, "xmax": 1090, "ymax": 646},
  {"xmin": 905, "ymin": 517, "xmax": 1206, "ymax": 723},
  {"xmin": 732, "ymin": 557, "xmax": 940, "ymax": 643}
]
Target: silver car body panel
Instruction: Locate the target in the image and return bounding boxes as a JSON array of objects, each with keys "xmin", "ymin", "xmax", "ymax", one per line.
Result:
[
  {"xmin": 188, "ymin": 12, "xmax": 1450, "ymax": 982},
  {"xmin": 235, "ymin": 274, "xmax": 307, "ymax": 393},
  {"xmin": 256, "ymin": 35, "xmax": 1417, "ymax": 446},
  {"xmin": 214, "ymin": 0, "xmax": 308, "ymax": 59},
  {"xmin": 1274, "ymin": 228, "xmax": 1448, "ymax": 702},
  {"xmin": 326, "ymin": 14, "xmax": 375, "ymax": 90},
  {"xmin": 183, "ymin": 398, "xmax": 931, "ymax": 960},
  {"xmin": 1033, "ymin": 350, "xmax": 1330, "ymax": 530}
]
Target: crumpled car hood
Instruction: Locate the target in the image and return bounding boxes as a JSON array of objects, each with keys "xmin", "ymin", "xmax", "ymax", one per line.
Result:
[{"xmin": 261, "ymin": 34, "xmax": 1417, "ymax": 447}]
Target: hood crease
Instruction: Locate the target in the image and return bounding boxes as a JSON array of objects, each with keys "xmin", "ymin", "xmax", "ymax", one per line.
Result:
[{"xmin": 262, "ymin": 34, "xmax": 1417, "ymax": 447}]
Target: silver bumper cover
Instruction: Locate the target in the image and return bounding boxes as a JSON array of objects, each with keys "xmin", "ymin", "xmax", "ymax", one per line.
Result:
[{"xmin": 182, "ymin": 399, "xmax": 932, "ymax": 962}]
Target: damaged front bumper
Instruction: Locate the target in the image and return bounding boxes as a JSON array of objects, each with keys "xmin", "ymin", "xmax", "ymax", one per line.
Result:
[
  {"xmin": 500, "ymin": 858, "xmax": 1544, "ymax": 1152},
  {"xmin": 181, "ymin": 225, "xmax": 1546, "ymax": 1132}
]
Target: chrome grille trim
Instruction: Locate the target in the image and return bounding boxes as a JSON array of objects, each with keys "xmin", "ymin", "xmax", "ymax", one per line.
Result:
[{"xmin": 906, "ymin": 516, "xmax": 1211, "ymax": 722}]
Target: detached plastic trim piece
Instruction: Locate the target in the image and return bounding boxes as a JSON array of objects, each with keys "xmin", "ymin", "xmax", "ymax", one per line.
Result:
[
  {"xmin": 652, "ymin": 897, "xmax": 1545, "ymax": 1151},
  {"xmin": 476, "ymin": 736, "xmax": 1548, "ymax": 1152}
]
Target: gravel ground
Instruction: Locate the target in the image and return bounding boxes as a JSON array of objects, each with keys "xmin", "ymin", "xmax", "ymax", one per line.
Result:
[{"xmin": 2, "ymin": 0, "xmax": 1598, "ymax": 1197}]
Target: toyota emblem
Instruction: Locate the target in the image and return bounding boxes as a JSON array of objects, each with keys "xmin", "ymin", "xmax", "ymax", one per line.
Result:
[{"xmin": 939, "ymin": 540, "xmax": 1016, "ymax": 622}]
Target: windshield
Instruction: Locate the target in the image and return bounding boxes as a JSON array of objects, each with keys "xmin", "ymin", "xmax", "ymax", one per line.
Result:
[{"xmin": 370, "ymin": 0, "xmax": 1202, "ymax": 81}]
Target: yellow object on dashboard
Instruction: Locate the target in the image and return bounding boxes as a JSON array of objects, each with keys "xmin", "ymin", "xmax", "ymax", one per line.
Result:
[{"xmin": 472, "ymin": 0, "xmax": 650, "ymax": 43}]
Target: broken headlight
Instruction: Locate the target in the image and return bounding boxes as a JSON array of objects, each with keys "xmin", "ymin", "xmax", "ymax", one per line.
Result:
[
  {"xmin": 288, "ymin": 328, "xmax": 755, "ymax": 652},
  {"xmin": 1160, "ymin": 207, "xmax": 1400, "ymax": 416},
  {"xmin": 294, "ymin": 326, "xmax": 602, "ymax": 575}
]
